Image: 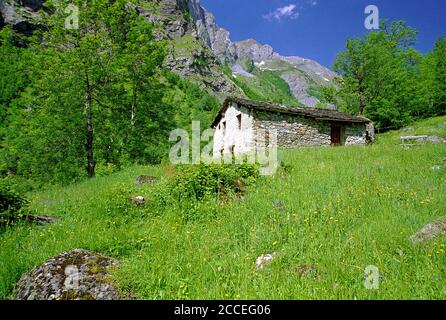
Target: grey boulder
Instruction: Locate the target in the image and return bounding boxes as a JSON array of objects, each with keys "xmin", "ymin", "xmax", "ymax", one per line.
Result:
[{"xmin": 15, "ymin": 249, "xmax": 120, "ymax": 300}]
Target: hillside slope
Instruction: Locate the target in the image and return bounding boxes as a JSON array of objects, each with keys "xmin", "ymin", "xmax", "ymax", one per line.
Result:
[
  {"xmin": 1, "ymin": 116, "xmax": 445, "ymax": 299},
  {"xmin": 377, "ymin": 115, "xmax": 446, "ymax": 144}
]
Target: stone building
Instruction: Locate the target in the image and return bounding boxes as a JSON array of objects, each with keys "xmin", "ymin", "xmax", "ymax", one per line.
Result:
[{"xmin": 212, "ymin": 97, "xmax": 374, "ymax": 157}]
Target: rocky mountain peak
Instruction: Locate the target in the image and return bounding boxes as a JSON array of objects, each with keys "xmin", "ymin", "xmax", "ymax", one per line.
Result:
[
  {"xmin": 234, "ymin": 39, "xmax": 277, "ymax": 62},
  {"xmin": 187, "ymin": 0, "xmax": 337, "ymax": 107}
]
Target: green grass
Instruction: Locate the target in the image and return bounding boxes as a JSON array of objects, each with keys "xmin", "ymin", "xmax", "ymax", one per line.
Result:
[
  {"xmin": 376, "ymin": 115, "xmax": 446, "ymax": 144},
  {"xmin": 1, "ymin": 118, "xmax": 446, "ymax": 300},
  {"xmin": 172, "ymin": 34, "xmax": 202, "ymax": 58}
]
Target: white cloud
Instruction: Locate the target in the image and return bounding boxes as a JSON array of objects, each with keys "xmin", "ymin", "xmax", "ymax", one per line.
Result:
[
  {"xmin": 309, "ymin": 1, "xmax": 318, "ymax": 6},
  {"xmin": 263, "ymin": 4, "xmax": 300, "ymax": 22}
]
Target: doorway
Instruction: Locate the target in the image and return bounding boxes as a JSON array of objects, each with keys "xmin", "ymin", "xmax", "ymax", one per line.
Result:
[{"xmin": 331, "ymin": 125, "xmax": 343, "ymax": 145}]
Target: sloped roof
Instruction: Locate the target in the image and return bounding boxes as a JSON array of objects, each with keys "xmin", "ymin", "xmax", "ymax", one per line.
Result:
[{"xmin": 211, "ymin": 97, "xmax": 371, "ymax": 128}]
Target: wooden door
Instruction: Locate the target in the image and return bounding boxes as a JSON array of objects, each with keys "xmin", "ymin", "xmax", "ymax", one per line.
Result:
[{"xmin": 331, "ymin": 125, "xmax": 342, "ymax": 145}]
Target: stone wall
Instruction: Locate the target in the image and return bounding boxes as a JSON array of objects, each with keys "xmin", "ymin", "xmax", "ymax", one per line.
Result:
[
  {"xmin": 252, "ymin": 111, "xmax": 331, "ymax": 148},
  {"xmin": 252, "ymin": 111, "xmax": 369, "ymax": 148},
  {"xmin": 344, "ymin": 123, "xmax": 369, "ymax": 145}
]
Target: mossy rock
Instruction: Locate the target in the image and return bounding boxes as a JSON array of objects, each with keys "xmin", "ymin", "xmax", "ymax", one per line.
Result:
[{"xmin": 15, "ymin": 249, "xmax": 122, "ymax": 300}]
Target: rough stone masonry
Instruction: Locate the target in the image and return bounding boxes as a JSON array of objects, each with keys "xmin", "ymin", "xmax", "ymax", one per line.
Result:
[{"xmin": 212, "ymin": 97, "xmax": 374, "ymax": 157}]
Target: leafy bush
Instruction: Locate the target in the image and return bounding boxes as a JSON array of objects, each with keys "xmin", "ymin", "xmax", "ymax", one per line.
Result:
[
  {"xmin": 0, "ymin": 182, "xmax": 28, "ymax": 228},
  {"xmin": 170, "ymin": 163, "xmax": 259, "ymax": 202},
  {"xmin": 96, "ymin": 162, "xmax": 119, "ymax": 177},
  {"xmin": 151, "ymin": 163, "xmax": 259, "ymax": 221}
]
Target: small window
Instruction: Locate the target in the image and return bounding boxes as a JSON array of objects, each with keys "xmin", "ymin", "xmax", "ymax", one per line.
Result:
[
  {"xmin": 222, "ymin": 121, "xmax": 226, "ymax": 135},
  {"xmin": 237, "ymin": 114, "xmax": 242, "ymax": 130}
]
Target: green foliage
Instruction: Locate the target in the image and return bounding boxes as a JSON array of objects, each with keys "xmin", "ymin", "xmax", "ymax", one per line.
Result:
[
  {"xmin": 256, "ymin": 70, "xmax": 297, "ymax": 104},
  {"xmin": 418, "ymin": 37, "xmax": 446, "ymax": 117},
  {"xmin": 163, "ymin": 71, "xmax": 220, "ymax": 131},
  {"xmin": 1, "ymin": 3, "xmax": 446, "ymax": 300},
  {"xmin": 0, "ymin": 28, "xmax": 34, "ymax": 143},
  {"xmin": 306, "ymin": 86, "xmax": 327, "ymax": 102},
  {"xmin": 152, "ymin": 163, "xmax": 259, "ymax": 222},
  {"xmin": 168, "ymin": 163, "xmax": 259, "ymax": 201},
  {"xmin": 333, "ymin": 20, "xmax": 445, "ymax": 129},
  {"xmin": 0, "ymin": 182, "xmax": 28, "ymax": 228},
  {"xmin": 0, "ymin": 0, "xmax": 220, "ymax": 189},
  {"xmin": 192, "ymin": 55, "xmax": 210, "ymax": 69},
  {"xmin": 239, "ymin": 58, "xmax": 255, "ymax": 73},
  {"xmin": 2, "ymin": 48, "xmax": 87, "ymax": 185},
  {"xmin": 95, "ymin": 162, "xmax": 119, "ymax": 177},
  {"xmin": 0, "ymin": 184, "xmax": 26, "ymax": 216}
]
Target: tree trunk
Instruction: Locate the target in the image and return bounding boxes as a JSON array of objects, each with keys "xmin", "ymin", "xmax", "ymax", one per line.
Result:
[
  {"xmin": 85, "ymin": 92, "xmax": 96, "ymax": 178},
  {"xmin": 358, "ymin": 79, "xmax": 367, "ymax": 115},
  {"xmin": 359, "ymin": 96, "xmax": 367, "ymax": 115}
]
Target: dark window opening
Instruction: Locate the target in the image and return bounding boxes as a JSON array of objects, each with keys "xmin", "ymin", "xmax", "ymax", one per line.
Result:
[
  {"xmin": 237, "ymin": 114, "xmax": 242, "ymax": 130},
  {"xmin": 222, "ymin": 121, "xmax": 226, "ymax": 135}
]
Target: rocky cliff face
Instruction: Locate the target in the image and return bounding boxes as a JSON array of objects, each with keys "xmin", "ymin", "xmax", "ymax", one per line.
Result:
[
  {"xmin": 0, "ymin": 0, "xmax": 46, "ymax": 36},
  {"xmin": 135, "ymin": 0, "xmax": 244, "ymax": 100},
  {"xmin": 187, "ymin": 2, "xmax": 237, "ymax": 64}
]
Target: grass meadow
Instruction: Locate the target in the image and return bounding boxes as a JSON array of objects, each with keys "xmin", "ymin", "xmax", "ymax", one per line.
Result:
[{"xmin": 0, "ymin": 116, "xmax": 445, "ymax": 300}]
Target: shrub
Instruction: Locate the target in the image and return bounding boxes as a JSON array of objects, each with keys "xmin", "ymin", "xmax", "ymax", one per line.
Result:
[
  {"xmin": 152, "ymin": 163, "xmax": 259, "ymax": 221},
  {"xmin": 96, "ymin": 162, "xmax": 119, "ymax": 177},
  {"xmin": 0, "ymin": 182, "xmax": 28, "ymax": 228},
  {"xmin": 170, "ymin": 163, "xmax": 259, "ymax": 202}
]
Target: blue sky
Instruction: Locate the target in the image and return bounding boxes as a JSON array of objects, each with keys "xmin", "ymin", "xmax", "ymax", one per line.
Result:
[{"xmin": 200, "ymin": 0, "xmax": 446, "ymax": 69}]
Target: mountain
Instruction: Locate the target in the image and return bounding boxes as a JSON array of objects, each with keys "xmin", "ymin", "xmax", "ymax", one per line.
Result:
[
  {"xmin": 132, "ymin": 0, "xmax": 244, "ymax": 100},
  {"xmin": 0, "ymin": 0, "xmax": 337, "ymax": 107},
  {"xmin": 188, "ymin": 1, "xmax": 337, "ymax": 108}
]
